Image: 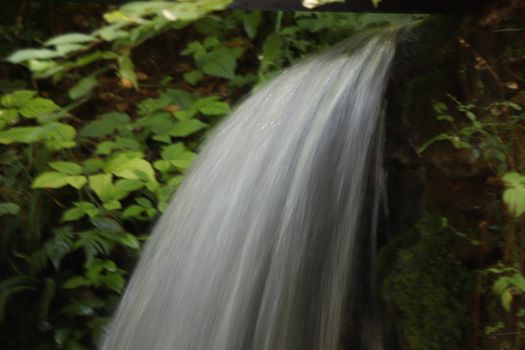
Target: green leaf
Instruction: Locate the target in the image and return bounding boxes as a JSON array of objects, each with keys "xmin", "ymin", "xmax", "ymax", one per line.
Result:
[
  {"xmin": 196, "ymin": 46, "xmax": 237, "ymax": 80},
  {"xmin": 170, "ymin": 119, "xmax": 207, "ymax": 137},
  {"xmin": 137, "ymin": 96, "xmax": 172, "ymax": 114},
  {"xmin": 119, "ymin": 233, "xmax": 140, "ymax": 249},
  {"xmin": 197, "ymin": 99, "xmax": 230, "ymax": 116},
  {"xmin": 105, "ymin": 155, "xmax": 157, "ymax": 183},
  {"xmin": 103, "ymin": 201, "xmax": 122, "ymax": 210},
  {"xmin": 502, "ymin": 172, "xmax": 525, "ymax": 218},
  {"xmin": 97, "ymin": 24, "xmax": 128, "ymax": 41},
  {"xmin": 242, "ymin": 11, "xmax": 262, "ymax": 39},
  {"xmin": 183, "ymin": 70, "xmax": 204, "ymax": 85},
  {"xmin": 261, "ymin": 33, "xmax": 283, "ymax": 72},
  {"xmin": 45, "ymin": 33, "xmax": 96, "ymax": 46},
  {"xmin": 123, "ymin": 205, "xmax": 144, "ymax": 218},
  {"xmin": 509, "ymin": 273, "xmax": 525, "ymax": 292},
  {"xmin": 19, "ymin": 98, "xmax": 60, "ymax": 118},
  {"xmin": 62, "ymin": 207, "xmax": 85, "ymax": 222},
  {"xmin": 49, "ymin": 161, "xmax": 83, "ymax": 175},
  {"xmin": 68, "ymin": 76, "xmax": 98, "ymax": 100},
  {"xmin": 32, "ymin": 172, "xmax": 69, "ymax": 189},
  {"xmin": 83, "ymin": 158, "xmax": 105, "ymax": 174},
  {"xmin": 0, "ymin": 202, "xmax": 20, "ymax": 216},
  {"xmin": 66, "ymin": 176, "xmax": 87, "ymax": 190},
  {"xmin": 114, "ymin": 179, "xmax": 144, "ymax": 192},
  {"xmin": 1, "ymin": 90, "xmax": 36, "ymax": 107},
  {"xmin": 63, "ymin": 276, "xmax": 87, "ymax": 289},
  {"xmin": 118, "ymin": 54, "xmax": 138, "ymax": 89},
  {"xmin": 74, "ymin": 201, "xmax": 99, "ymax": 217},
  {"xmin": 0, "ymin": 109, "xmax": 20, "ymax": 128},
  {"xmin": 91, "ymin": 217, "xmax": 122, "ymax": 233},
  {"xmin": 172, "ymin": 151, "xmax": 196, "ymax": 170},
  {"xmin": 41, "ymin": 123, "xmax": 76, "ymax": 150},
  {"xmin": 89, "ymin": 174, "xmax": 113, "ymax": 201},
  {"xmin": 501, "ymin": 289, "xmax": 513, "ymax": 311},
  {"xmin": 7, "ymin": 49, "xmax": 60, "ymax": 64},
  {"xmin": 0, "ymin": 126, "xmax": 40, "ymax": 144},
  {"xmin": 161, "ymin": 143, "xmax": 185, "ymax": 159},
  {"xmin": 136, "ymin": 197, "xmax": 152, "ymax": 208}
]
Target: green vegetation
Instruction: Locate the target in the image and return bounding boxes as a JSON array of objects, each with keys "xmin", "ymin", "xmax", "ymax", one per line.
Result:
[
  {"xmin": 382, "ymin": 215, "xmax": 473, "ymax": 350},
  {"xmin": 0, "ymin": 1, "xmax": 412, "ymax": 348},
  {"xmin": 1, "ymin": 0, "xmax": 522, "ymax": 349}
]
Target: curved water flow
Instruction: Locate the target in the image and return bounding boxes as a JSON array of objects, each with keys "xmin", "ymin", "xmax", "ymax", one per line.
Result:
[{"xmin": 103, "ymin": 30, "xmax": 397, "ymax": 350}]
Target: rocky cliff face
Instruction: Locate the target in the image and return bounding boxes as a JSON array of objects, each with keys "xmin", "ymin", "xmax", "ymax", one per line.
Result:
[{"xmin": 379, "ymin": 1, "xmax": 525, "ymax": 349}]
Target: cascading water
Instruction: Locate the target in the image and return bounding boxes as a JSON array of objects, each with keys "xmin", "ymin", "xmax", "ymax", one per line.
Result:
[{"xmin": 103, "ymin": 30, "xmax": 397, "ymax": 350}]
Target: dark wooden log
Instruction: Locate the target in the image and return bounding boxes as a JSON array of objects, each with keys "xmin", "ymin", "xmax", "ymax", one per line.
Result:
[{"xmin": 230, "ymin": 0, "xmax": 491, "ymax": 13}]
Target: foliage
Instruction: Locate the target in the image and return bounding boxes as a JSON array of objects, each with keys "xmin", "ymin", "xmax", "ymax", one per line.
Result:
[
  {"xmin": 382, "ymin": 215, "xmax": 473, "ymax": 350},
  {"xmin": 0, "ymin": 1, "xmax": 416, "ymax": 348},
  {"xmin": 416, "ymin": 72, "xmax": 525, "ymax": 347}
]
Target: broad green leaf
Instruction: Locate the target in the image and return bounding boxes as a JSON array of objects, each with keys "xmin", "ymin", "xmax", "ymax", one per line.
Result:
[
  {"xmin": 62, "ymin": 208, "xmax": 85, "ymax": 222},
  {"xmin": 74, "ymin": 201, "xmax": 99, "ymax": 217},
  {"xmin": 137, "ymin": 96, "xmax": 172, "ymax": 114},
  {"xmin": 153, "ymin": 160, "xmax": 172, "ymax": 172},
  {"xmin": 196, "ymin": 46, "xmax": 237, "ymax": 80},
  {"xmin": 118, "ymin": 54, "xmax": 138, "ymax": 89},
  {"xmin": 183, "ymin": 70, "xmax": 204, "ymax": 85},
  {"xmin": 0, "ymin": 126, "xmax": 38, "ymax": 144},
  {"xmin": 63, "ymin": 276, "xmax": 87, "ymax": 289},
  {"xmin": 103, "ymin": 201, "xmax": 122, "ymax": 210},
  {"xmin": 162, "ymin": 89, "xmax": 196, "ymax": 109},
  {"xmin": 97, "ymin": 24, "xmax": 128, "ymax": 41},
  {"xmin": 7, "ymin": 49, "xmax": 60, "ymax": 64},
  {"xmin": 172, "ymin": 151, "xmax": 196, "ymax": 170},
  {"xmin": 91, "ymin": 217, "xmax": 122, "ymax": 233},
  {"xmin": 54, "ymin": 43, "xmax": 85, "ymax": 56},
  {"xmin": 19, "ymin": 98, "xmax": 60, "ymax": 118},
  {"xmin": 197, "ymin": 99, "xmax": 230, "ymax": 116},
  {"xmin": 32, "ymin": 172, "xmax": 69, "ymax": 189},
  {"xmin": 0, "ymin": 109, "xmax": 20, "ymax": 128},
  {"xmin": 1, "ymin": 90, "xmax": 36, "ymax": 107},
  {"xmin": 68, "ymin": 76, "xmax": 99, "ymax": 100},
  {"xmin": 509, "ymin": 273, "xmax": 525, "ymax": 292},
  {"xmin": 493, "ymin": 277, "xmax": 510, "ymax": 295},
  {"xmin": 42, "ymin": 123, "xmax": 76, "ymax": 150},
  {"xmin": 105, "ymin": 154, "xmax": 157, "ymax": 183},
  {"xmin": 114, "ymin": 179, "xmax": 144, "ymax": 192},
  {"xmin": 80, "ymin": 112, "xmax": 129, "ymax": 137},
  {"xmin": 161, "ymin": 143, "xmax": 185, "ymax": 159},
  {"xmin": 32, "ymin": 171, "xmax": 86, "ymax": 189},
  {"xmin": 66, "ymin": 176, "xmax": 87, "ymax": 190},
  {"xmin": 119, "ymin": 233, "xmax": 140, "ymax": 249},
  {"xmin": 83, "ymin": 158, "xmax": 105, "ymax": 174},
  {"xmin": 123, "ymin": 205, "xmax": 144, "ymax": 218},
  {"xmin": 261, "ymin": 33, "xmax": 282, "ymax": 72},
  {"xmin": 49, "ymin": 161, "xmax": 83, "ymax": 175},
  {"xmin": 502, "ymin": 172, "xmax": 525, "ymax": 218},
  {"xmin": 89, "ymin": 174, "xmax": 113, "ymax": 201},
  {"xmin": 136, "ymin": 197, "xmax": 152, "ymax": 208},
  {"xmin": 170, "ymin": 119, "xmax": 207, "ymax": 137},
  {"xmin": 0, "ymin": 202, "xmax": 20, "ymax": 216},
  {"xmin": 45, "ymin": 33, "xmax": 96, "ymax": 46},
  {"xmin": 502, "ymin": 289, "xmax": 513, "ymax": 311},
  {"xmin": 242, "ymin": 11, "xmax": 262, "ymax": 39},
  {"xmin": 99, "ymin": 273, "xmax": 125, "ymax": 293}
]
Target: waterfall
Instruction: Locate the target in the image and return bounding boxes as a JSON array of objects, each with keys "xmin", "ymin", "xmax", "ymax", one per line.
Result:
[{"xmin": 102, "ymin": 30, "xmax": 397, "ymax": 350}]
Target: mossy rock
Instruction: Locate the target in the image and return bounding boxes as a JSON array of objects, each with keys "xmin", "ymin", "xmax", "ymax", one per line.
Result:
[{"xmin": 379, "ymin": 215, "xmax": 474, "ymax": 350}]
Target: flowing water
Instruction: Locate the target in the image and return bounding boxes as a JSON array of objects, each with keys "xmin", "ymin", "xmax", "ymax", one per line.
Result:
[{"xmin": 103, "ymin": 30, "xmax": 397, "ymax": 350}]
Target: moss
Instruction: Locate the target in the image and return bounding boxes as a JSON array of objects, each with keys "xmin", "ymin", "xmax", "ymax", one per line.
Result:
[{"xmin": 381, "ymin": 214, "xmax": 474, "ymax": 350}]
